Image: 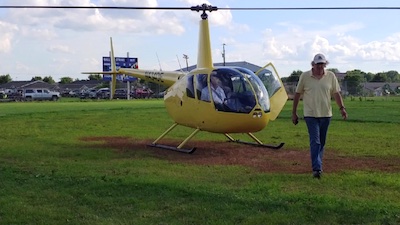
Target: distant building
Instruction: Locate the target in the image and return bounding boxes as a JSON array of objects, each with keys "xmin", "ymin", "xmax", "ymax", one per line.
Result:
[
  {"xmin": 0, "ymin": 79, "xmax": 106, "ymax": 94},
  {"xmin": 362, "ymin": 82, "xmax": 400, "ymax": 96},
  {"xmin": 0, "ymin": 80, "xmax": 58, "ymax": 92},
  {"xmin": 57, "ymin": 80, "xmax": 103, "ymax": 92}
]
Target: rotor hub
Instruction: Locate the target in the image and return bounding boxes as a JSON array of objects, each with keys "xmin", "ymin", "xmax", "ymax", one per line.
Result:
[{"xmin": 190, "ymin": 3, "xmax": 218, "ymax": 20}]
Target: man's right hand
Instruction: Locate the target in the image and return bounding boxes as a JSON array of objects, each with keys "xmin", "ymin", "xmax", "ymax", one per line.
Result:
[{"xmin": 292, "ymin": 114, "xmax": 299, "ymax": 125}]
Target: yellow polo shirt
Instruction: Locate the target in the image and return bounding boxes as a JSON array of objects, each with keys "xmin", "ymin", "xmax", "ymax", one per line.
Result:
[{"xmin": 295, "ymin": 70, "xmax": 341, "ymax": 117}]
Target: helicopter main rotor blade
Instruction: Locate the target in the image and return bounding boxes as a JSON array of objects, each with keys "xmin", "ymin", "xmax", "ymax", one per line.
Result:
[
  {"xmin": 1, "ymin": 5, "xmax": 400, "ymax": 10},
  {"xmin": 0, "ymin": 6, "xmax": 190, "ymax": 10}
]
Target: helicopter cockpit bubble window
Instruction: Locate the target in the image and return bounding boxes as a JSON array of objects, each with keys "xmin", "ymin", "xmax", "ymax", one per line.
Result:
[
  {"xmin": 186, "ymin": 74, "xmax": 195, "ymax": 98},
  {"xmin": 200, "ymin": 68, "xmax": 264, "ymax": 113},
  {"xmin": 257, "ymin": 68, "xmax": 281, "ymax": 98},
  {"xmin": 200, "ymin": 71, "xmax": 227, "ymax": 109},
  {"xmin": 196, "ymin": 74, "xmax": 208, "ymax": 101},
  {"xmin": 234, "ymin": 67, "xmax": 271, "ymax": 113}
]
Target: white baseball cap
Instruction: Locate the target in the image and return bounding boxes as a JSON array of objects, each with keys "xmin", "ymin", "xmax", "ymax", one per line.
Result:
[{"xmin": 313, "ymin": 53, "xmax": 327, "ymax": 64}]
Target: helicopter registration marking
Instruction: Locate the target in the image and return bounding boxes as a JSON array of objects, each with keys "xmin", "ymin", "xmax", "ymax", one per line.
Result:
[{"xmin": 145, "ymin": 71, "xmax": 164, "ymax": 83}]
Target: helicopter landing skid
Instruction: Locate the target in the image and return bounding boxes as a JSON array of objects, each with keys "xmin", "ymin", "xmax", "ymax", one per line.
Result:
[
  {"xmin": 148, "ymin": 143, "xmax": 196, "ymax": 154},
  {"xmin": 224, "ymin": 133, "xmax": 284, "ymax": 150},
  {"xmin": 149, "ymin": 123, "xmax": 199, "ymax": 154},
  {"xmin": 228, "ymin": 140, "xmax": 284, "ymax": 150}
]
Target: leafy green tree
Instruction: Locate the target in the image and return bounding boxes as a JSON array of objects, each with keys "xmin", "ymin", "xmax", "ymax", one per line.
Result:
[
  {"xmin": 327, "ymin": 68, "xmax": 340, "ymax": 73},
  {"xmin": 0, "ymin": 74, "xmax": 12, "ymax": 84},
  {"xmin": 395, "ymin": 86, "xmax": 400, "ymax": 94},
  {"xmin": 88, "ymin": 74, "xmax": 102, "ymax": 80},
  {"xmin": 382, "ymin": 83, "xmax": 393, "ymax": 95},
  {"xmin": 31, "ymin": 76, "xmax": 43, "ymax": 81},
  {"xmin": 344, "ymin": 70, "xmax": 364, "ymax": 95},
  {"xmin": 286, "ymin": 70, "xmax": 302, "ymax": 82},
  {"xmin": 43, "ymin": 76, "xmax": 55, "ymax": 84},
  {"xmin": 386, "ymin": 70, "xmax": 399, "ymax": 82},
  {"xmin": 371, "ymin": 72, "xmax": 387, "ymax": 82},
  {"xmin": 60, "ymin": 77, "xmax": 74, "ymax": 84},
  {"xmin": 364, "ymin": 72, "xmax": 374, "ymax": 82},
  {"xmin": 346, "ymin": 69, "xmax": 366, "ymax": 77}
]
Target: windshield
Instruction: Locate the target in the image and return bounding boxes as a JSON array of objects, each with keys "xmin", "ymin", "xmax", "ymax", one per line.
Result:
[
  {"xmin": 233, "ymin": 67, "xmax": 271, "ymax": 112},
  {"xmin": 198, "ymin": 68, "xmax": 270, "ymax": 113}
]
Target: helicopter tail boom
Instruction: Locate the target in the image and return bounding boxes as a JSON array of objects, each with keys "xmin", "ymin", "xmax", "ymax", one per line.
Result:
[{"xmin": 118, "ymin": 68, "xmax": 186, "ymax": 88}]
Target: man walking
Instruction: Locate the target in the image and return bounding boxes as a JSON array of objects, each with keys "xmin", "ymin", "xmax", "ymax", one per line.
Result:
[{"xmin": 292, "ymin": 53, "xmax": 348, "ymax": 179}]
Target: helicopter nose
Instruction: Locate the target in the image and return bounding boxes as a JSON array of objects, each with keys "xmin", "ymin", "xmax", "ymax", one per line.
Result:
[
  {"xmin": 252, "ymin": 108, "xmax": 263, "ymax": 118},
  {"xmin": 252, "ymin": 111, "xmax": 262, "ymax": 118}
]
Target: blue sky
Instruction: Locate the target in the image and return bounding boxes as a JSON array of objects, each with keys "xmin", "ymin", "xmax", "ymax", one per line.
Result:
[{"xmin": 0, "ymin": 0, "xmax": 399, "ymax": 81}]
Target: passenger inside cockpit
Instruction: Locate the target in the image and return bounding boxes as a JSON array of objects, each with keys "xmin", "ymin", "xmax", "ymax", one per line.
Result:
[{"xmin": 201, "ymin": 72, "xmax": 226, "ymax": 107}]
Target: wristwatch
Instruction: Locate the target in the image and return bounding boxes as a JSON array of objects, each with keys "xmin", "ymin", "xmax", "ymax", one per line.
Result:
[{"xmin": 339, "ymin": 106, "xmax": 346, "ymax": 110}]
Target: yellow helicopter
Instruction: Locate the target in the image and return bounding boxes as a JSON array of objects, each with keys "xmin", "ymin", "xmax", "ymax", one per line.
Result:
[{"xmin": 83, "ymin": 4, "xmax": 288, "ymax": 153}]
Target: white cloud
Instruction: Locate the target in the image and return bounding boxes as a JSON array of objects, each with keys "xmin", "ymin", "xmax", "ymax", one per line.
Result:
[
  {"xmin": 47, "ymin": 45, "xmax": 74, "ymax": 54},
  {"xmin": 0, "ymin": 21, "xmax": 18, "ymax": 53}
]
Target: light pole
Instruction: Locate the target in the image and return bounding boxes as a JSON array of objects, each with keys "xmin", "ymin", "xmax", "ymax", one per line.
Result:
[
  {"xmin": 183, "ymin": 54, "xmax": 189, "ymax": 71},
  {"xmin": 222, "ymin": 43, "xmax": 226, "ymax": 66}
]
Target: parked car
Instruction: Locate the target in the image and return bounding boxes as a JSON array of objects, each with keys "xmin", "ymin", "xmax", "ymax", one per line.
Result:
[
  {"xmin": 113, "ymin": 89, "xmax": 128, "ymax": 99},
  {"xmin": 96, "ymin": 88, "xmax": 110, "ymax": 99},
  {"xmin": 132, "ymin": 88, "xmax": 153, "ymax": 99},
  {"xmin": 8, "ymin": 90, "xmax": 24, "ymax": 101},
  {"xmin": 68, "ymin": 89, "xmax": 81, "ymax": 97},
  {"xmin": 80, "ymin": 89, "xmax": 97, "ymax": 99},
  {"xmin": 24, "ymin": 88, "xmax": 60, "ymax": 101},
  {"xmin": 155, "ymin": 91, "xmax": 166, "ymax": 98},
  {"xmin": 61, "ymin": 90, "xmax": 71, "ymax": 97}
]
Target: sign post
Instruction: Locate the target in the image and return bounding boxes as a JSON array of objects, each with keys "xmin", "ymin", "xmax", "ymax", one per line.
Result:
[{"xmin": 102, "ymin": 56, "xmax": 138, "ymax": 99}]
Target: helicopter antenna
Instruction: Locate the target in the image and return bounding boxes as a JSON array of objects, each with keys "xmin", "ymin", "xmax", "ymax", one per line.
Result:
[
  {"xmin": 156, "ymin": 52, "xmax": 162, "ymax": 71},
  {"xmin": 176, "ymin": 55, "xmax": 184, "ymax": 72},
  {"xmin": 183, "ymin": 54, "xmax": 190, "ymax": 72}
]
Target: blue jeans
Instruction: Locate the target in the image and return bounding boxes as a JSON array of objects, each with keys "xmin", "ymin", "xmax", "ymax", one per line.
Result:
[{"xmin": 304, "ymin": 117, "xmax": 331, "ymax": 172}]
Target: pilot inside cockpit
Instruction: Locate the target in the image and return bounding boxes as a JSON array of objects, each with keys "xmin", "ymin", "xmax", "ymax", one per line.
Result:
[
  {"xmin": 199, "ymin": 69, "xmax": 258, "ymax": 113},
  {"xmin": 200, "ymin": 73, "xmax": 226, "ymax": 105}
]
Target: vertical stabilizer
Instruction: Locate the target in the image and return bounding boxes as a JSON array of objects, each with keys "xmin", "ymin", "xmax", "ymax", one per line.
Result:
[
  {"xmin": 196, "ymin": 19, "xmax": 213, "ymax": 70},
  {"xmin": 110, "ymin": 37, "xmax": 117, "ymax": 98}
]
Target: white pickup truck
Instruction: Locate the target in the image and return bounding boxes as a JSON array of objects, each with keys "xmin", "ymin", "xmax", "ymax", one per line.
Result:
[{"xmin": 24, "ymin": 88, "xmax": 60, "ymax": 101}]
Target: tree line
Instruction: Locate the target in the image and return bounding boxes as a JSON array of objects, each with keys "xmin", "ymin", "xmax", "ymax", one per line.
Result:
[
  {"xmin": 283, "ymin": 69, "xmax": 400, "ymax": 83},
  {"xmin": 2, "ymin": 70, "xmax": 400, "ymax": 96},
  {"xmin": 2, "ymin": 69, "xmax": 399, "ymax": 85},
  {"xmin": 0, "ymin": 74, "xmax": 103, "ymax": 85},
  {"xmin": 283, "ymin": 69, "xmax": 400, "ymax": 95}
]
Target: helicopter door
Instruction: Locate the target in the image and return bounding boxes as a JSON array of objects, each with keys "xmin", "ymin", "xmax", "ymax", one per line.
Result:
[
  {"xmin": 255, "ymin": 63, "xmax": 288, "ymax": 120},
  {"xmin": 196, "ymin": 74, "xmax": 208, "ymax": 101},
  {"xmin": 186, "ymin": 75, "xmax": 195, "ymax": 98}
]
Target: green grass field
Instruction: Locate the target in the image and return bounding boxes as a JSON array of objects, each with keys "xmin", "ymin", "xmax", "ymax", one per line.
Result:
[{"xmin": 0, "ymin": 98, "xmax": 399, "ymax": 225}]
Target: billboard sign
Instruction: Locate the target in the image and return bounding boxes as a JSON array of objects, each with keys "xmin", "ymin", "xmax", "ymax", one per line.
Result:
[{"xmin": 102, "ymin": 57, "xmax": 138, "ymax": 82}]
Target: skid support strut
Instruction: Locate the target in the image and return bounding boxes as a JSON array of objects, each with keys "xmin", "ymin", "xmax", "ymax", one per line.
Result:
[
  {"xmin": 148, "ymin": 123, "xmax": 198, "ymax": 154},
  {"xmin": 224, "ymin": 132, "xmax": 284, "ymax": 150}
]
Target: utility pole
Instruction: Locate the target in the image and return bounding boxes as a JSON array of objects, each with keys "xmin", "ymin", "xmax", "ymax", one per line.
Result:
[
  {"xmin": 222, "ymin": 43, "xmax": 226, "ymax": 66},
  {"xmin": 183, "ymin": 54, "xmax": 189, "ymax": 71},
  {"xmin": 126, "ymin": 52, "xmax": 130, "ymax": 100}
]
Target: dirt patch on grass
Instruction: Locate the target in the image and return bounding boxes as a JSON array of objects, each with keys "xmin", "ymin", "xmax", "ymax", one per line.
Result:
[{"xmin": 81, "ymin": 136, "xmax": 400, "ymax": 174}]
